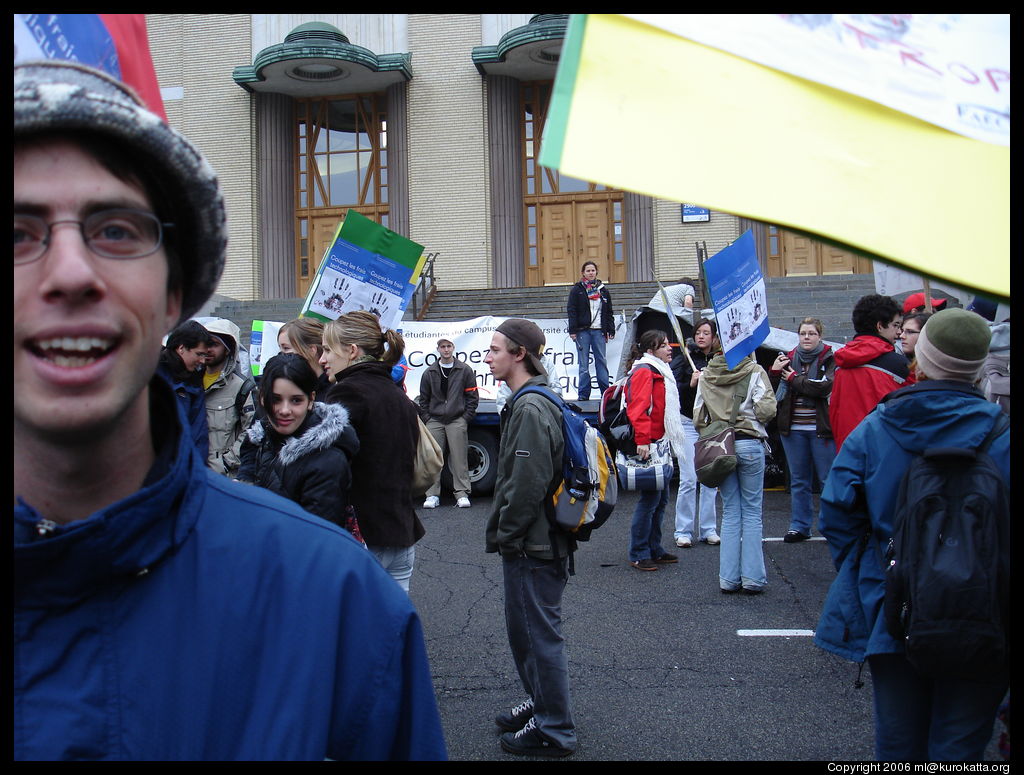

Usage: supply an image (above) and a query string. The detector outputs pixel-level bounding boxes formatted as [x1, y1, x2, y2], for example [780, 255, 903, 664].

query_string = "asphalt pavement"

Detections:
[409, 487, 1007, 762]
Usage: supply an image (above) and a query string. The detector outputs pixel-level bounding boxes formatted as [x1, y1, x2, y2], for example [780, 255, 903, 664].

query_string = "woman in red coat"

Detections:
[625, 330, 687, 571]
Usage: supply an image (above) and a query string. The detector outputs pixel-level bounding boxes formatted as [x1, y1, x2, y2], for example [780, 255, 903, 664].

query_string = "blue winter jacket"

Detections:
[14, 378, 447, 761]
[814, 381, 1010, 664]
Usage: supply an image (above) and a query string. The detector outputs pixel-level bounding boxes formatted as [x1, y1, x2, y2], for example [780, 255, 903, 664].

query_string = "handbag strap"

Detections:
[728, 373, 752, 425]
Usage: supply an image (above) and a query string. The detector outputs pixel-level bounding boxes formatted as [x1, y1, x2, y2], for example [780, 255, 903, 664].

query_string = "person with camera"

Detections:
[769, 317, 836, 543]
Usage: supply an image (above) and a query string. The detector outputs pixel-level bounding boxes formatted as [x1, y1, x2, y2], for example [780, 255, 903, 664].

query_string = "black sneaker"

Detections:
[495, 697, 534, 732]
[499, 718, 574, 758]
[783, 530, 811, 543]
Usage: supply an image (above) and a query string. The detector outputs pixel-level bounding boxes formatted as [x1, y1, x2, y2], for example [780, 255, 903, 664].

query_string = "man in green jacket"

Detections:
[484, 319, 576, 759]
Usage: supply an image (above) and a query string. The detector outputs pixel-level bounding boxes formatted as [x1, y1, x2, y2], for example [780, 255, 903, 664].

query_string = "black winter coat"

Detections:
[240, 402, 359, 528]
[670, 342, 713, 420]
[324, 361, 424, 548]
[566, 280, 615, 336]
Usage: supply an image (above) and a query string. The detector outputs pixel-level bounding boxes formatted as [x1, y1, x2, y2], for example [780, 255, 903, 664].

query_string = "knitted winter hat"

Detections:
[14, 60, 227, 323]
[914, 308, 991, 383]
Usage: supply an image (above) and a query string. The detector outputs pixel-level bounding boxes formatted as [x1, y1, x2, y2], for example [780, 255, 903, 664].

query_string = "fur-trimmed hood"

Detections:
[247, 402, 359, 466]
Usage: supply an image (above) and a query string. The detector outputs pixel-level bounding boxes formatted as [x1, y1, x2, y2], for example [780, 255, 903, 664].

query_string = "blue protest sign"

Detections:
[702, 230, 769, 369]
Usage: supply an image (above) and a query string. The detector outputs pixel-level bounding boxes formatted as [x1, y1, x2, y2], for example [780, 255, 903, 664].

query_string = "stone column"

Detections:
[386, 81, 410, 237]
[486, 75, 525, 288]
[624, 192, 654, 281]
[256, 92, 295, 298]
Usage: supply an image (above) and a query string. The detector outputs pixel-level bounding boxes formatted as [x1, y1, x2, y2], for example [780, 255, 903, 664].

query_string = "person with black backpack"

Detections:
[814, 308, 1010, 762]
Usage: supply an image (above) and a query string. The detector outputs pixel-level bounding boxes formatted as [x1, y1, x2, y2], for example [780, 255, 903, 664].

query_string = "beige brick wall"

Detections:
[652, 200, 741, 283]
[407, 14, 491, 290]
[147, 14, 258, 302]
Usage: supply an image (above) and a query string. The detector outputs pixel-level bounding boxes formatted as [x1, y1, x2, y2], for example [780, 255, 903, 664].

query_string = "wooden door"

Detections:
[767, 226, 873, 278]
[576, 201, 612, 283]
[538, 203, 576, 285]
[537, 201, 614, 286]
[300, 215, 344, 298]
[781, 230, 820, 276]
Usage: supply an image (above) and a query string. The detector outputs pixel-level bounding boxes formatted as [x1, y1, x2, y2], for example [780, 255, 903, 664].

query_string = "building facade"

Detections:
[147, 14, 870, 305]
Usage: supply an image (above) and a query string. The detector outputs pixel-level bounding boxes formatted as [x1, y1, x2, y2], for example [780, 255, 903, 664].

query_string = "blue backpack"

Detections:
[513, 386, 618, 542]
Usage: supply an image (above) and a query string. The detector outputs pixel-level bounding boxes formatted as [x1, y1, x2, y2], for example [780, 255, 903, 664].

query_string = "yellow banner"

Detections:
[540, 14, 1009, 299]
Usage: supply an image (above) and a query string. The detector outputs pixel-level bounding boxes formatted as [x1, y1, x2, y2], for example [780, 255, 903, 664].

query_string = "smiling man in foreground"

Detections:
[13, 60, 445, 761]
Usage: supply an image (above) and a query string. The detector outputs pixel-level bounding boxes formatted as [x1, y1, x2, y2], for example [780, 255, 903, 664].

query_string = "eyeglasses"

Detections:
[14, 209, 173, 265]
[902, 328, 922, 336]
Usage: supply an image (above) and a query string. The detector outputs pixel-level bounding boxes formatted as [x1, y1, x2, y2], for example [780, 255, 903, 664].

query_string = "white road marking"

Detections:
[737, 629, 815, 637]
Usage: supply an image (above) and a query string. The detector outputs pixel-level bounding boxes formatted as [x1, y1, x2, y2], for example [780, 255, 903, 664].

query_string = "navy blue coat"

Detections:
[14, 378, 446, 761]
[814, 381, 1010, 664]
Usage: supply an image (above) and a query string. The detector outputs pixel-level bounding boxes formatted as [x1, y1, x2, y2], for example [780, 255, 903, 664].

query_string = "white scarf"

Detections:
[633, 353, 689, 463]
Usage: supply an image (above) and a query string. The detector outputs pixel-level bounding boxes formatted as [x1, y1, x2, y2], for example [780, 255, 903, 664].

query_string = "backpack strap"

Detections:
[625, 364, 657, 418]
[507, 385, 577, 574]
[978, 412, 1010, 454]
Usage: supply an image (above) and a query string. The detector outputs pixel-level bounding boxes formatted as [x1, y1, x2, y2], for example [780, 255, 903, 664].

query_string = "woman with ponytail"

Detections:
[625, 330, 688, 571]
[321, 311, 423, 592]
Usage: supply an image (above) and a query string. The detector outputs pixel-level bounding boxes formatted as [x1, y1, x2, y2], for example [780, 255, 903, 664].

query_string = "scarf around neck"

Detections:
[793, 340, 825, 369]
[634, 352, 688, 462]
[583, 278, 602, 301]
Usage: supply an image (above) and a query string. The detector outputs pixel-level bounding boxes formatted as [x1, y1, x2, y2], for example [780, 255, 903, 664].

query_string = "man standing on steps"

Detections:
[417, 337, 478, 509]
[484, 319, 576, 758]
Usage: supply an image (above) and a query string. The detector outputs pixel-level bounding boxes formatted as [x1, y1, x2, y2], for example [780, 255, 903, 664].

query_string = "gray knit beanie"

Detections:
[914, 308, 992, 383]
[14, 60, 227, 323]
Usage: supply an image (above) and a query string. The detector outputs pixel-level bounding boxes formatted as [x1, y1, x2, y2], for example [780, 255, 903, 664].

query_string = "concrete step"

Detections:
[209, 275, 877, 348]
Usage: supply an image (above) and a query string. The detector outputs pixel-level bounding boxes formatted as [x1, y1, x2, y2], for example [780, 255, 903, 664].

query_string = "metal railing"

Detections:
[409, 251, 439, 320]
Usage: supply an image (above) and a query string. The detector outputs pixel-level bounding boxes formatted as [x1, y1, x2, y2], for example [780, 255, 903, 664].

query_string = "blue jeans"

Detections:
[868, 653, 1009, 761]
[369, 545, 415, 593]
[779, 429, 836, 536]
[718, 439, 767, 590]
[629, 487, 670, 562]
[502, 554, 577, 750]
[674, 417, 719, 541]
[574, 328, 609, 401]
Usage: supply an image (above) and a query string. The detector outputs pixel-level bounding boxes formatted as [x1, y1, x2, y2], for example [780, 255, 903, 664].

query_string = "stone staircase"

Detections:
[210, 275, 877, 347]
[416, 281, 686, 322]
[763, 274, 877, 344]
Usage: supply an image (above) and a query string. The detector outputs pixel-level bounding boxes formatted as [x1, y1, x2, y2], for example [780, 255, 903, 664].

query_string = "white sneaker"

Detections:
[456, 497, 471, 508]
[423, 496, 440, 509]
[675, 536, 693, 548]
[702, 532, 721, 546]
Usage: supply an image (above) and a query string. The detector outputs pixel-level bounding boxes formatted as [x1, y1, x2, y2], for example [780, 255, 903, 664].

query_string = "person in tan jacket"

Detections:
[694, 352, 776, 594]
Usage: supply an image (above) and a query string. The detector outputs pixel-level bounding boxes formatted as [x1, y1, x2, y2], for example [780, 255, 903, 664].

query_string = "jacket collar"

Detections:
[246, 403, 354, 466]
[881, 378, 985, 404]
[14, 377, 205, 608]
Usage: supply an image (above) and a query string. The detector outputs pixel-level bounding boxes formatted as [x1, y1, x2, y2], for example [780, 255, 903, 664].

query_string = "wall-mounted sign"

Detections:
[682, 204, 710, 223]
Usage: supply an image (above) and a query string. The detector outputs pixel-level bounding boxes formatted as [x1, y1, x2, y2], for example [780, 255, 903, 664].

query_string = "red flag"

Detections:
[98, 14, 166, 121]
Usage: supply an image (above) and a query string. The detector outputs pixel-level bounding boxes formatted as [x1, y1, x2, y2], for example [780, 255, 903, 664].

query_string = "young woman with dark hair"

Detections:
[670, 318, 723, 548]
[625, 329, 687, 571]
[239, 353, 360, 535]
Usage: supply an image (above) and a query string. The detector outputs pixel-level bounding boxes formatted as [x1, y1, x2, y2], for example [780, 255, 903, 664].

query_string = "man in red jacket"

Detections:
[829, 294, 909, 450]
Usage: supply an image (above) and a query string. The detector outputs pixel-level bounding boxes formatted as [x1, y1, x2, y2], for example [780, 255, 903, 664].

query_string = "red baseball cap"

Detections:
[902, 292, 948, 314]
